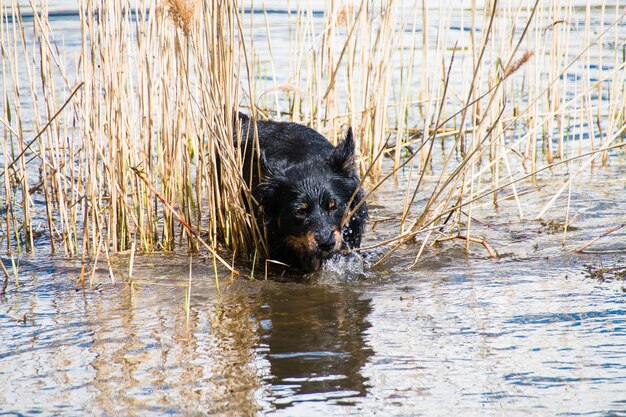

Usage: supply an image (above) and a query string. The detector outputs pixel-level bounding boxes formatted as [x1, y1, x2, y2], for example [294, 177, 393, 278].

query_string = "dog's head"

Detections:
[256, 129, 360, 272]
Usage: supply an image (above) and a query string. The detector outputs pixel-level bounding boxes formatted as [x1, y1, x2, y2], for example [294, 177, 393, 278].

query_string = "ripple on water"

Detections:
[2, 4, 626, 415]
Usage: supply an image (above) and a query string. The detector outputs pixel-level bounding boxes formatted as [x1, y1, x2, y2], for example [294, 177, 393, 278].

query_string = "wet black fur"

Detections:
[236, 112, 368, 272]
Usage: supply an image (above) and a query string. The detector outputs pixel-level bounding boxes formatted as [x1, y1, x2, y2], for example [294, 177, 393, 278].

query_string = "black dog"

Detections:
[236, 113, 367, 272]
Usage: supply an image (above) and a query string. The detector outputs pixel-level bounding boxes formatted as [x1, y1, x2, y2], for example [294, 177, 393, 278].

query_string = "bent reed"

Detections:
[1, 0, 624, 277]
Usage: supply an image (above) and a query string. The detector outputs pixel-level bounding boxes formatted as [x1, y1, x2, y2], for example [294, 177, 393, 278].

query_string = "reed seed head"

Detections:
[503, 50, 534, 79]
[165, 0, 197, 35]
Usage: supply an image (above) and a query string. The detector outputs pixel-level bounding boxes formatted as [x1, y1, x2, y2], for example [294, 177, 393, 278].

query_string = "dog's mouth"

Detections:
[283, 231, 342, 272]
[296, 249, 336, 273]
[303, 257, 323, 273]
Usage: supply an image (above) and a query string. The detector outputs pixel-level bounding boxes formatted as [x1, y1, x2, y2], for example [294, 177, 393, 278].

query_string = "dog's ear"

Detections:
[329, 127, 356, 174]
[260, 152, 285, 179]
[257, 154, 287, 210]
[256, 174, 288, 212]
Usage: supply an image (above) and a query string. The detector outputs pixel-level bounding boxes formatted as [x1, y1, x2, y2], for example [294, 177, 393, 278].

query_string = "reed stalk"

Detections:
[0, 0, 624, 274]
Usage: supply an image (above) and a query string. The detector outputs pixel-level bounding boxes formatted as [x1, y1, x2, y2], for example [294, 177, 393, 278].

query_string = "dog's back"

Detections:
[237, 112, 334, 163]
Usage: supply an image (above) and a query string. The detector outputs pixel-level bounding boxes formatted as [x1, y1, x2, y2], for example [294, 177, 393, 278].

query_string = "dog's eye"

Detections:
[327, 199, 336, 211]
[295, 202, 308, 217]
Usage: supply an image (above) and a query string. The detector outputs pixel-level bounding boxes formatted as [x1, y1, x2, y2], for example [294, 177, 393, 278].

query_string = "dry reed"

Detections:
[1, 0, 624, 276]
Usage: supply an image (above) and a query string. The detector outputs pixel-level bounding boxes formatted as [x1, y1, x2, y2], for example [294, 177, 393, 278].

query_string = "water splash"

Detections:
[313, 252, 368, 284]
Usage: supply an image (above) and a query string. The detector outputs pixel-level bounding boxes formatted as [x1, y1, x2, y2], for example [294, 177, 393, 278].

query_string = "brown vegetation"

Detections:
[1, 1, 624, 278]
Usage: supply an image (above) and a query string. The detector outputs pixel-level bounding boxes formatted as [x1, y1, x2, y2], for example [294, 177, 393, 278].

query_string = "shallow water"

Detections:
[2, 1, 626, 416]
[2, 158, 626, 416]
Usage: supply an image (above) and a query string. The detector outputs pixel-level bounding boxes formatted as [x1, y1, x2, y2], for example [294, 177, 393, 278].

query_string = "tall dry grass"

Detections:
[248, 0, 625, 262]
[1, 0, 258, 279]
[1, 0, 625, 276]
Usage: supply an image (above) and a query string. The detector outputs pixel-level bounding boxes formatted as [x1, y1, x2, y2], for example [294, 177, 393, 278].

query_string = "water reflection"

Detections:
[2, 235, 626, 416]
[253, 284, 373, 410]
[0, 260, 375, 416]
[81, 276, 267, 416]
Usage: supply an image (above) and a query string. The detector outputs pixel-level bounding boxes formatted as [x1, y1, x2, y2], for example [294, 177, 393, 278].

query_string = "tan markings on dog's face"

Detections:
[284, 231, 317, 253]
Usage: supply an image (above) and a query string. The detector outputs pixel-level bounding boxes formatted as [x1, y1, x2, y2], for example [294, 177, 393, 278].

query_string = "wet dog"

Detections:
[236, 113, 367, 272]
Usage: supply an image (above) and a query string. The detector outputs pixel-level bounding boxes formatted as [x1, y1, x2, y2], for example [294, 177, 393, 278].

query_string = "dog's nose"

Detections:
[317, 232, 336, 252]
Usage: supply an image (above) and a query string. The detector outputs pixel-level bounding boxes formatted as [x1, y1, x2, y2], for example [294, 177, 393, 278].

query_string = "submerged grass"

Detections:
[0, 0, 625, 278]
